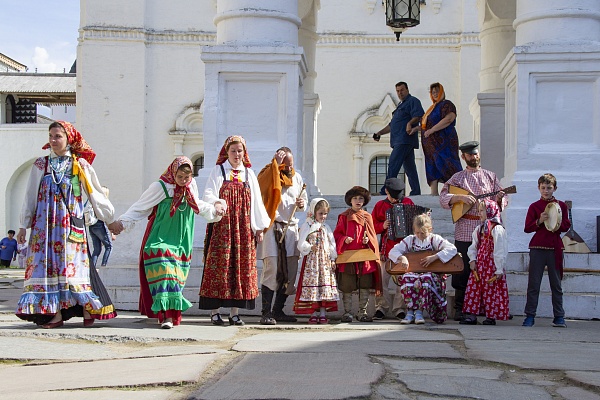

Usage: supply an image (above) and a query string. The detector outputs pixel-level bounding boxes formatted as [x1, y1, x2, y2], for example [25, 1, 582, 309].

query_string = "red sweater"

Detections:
[371, 197, 414, 258]
[524, 198, 570, 249]
[524, 197, 570, 277]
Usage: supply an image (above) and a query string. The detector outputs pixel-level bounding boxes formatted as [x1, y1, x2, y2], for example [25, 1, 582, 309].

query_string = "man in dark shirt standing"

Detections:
[374, 81, 424, 196]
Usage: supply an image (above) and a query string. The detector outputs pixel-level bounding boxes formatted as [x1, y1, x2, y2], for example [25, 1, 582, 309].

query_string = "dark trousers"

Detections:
[89, 221, 113, 267]
[452, 240, 472, 311]
[524, 249, 564, 318]
[382, 144, 421, 195]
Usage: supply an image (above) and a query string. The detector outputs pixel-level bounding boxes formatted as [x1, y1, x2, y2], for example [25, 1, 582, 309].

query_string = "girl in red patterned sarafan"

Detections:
[461, 199, 509, 326]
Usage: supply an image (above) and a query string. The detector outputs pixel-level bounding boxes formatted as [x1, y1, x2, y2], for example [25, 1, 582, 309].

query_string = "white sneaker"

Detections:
[161, 321, 174, 329]
[415, 313, 425, 324]
[400, 313, 415, 324]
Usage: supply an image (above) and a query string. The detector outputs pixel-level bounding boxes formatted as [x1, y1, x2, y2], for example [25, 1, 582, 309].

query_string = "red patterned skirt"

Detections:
[199, 180, 258, 310]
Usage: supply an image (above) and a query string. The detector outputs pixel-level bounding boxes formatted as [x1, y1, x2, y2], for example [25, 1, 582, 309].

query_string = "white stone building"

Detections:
[1, 1, 599, 283]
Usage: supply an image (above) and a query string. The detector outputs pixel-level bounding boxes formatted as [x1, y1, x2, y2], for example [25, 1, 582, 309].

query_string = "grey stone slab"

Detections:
[192, 352, 384, 400]
[0, 313, 239, 343]
[7, 390, 174, 400]
[1, 354, 218, 394]
[377, 358, 503, 380]
[565, 371, 600, 388]
[466, 340, 600, 371]
[557, 387, 600, 400]
[0, 336, 224, 361]
[397, 373, 551, 400]
[234, 338, 462, 358]
[457, 321, 600, 343]
[233, 331, 463, 358]
[236, 329, 461, 343]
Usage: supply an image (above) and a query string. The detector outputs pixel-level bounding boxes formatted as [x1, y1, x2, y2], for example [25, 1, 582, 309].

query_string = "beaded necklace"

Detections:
[49, 155, 70, 185]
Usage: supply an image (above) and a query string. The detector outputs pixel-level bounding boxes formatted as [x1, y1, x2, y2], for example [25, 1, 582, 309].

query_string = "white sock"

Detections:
[230, 307, 239, 317]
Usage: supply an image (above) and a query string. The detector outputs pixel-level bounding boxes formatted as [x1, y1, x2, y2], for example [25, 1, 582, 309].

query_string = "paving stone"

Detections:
[1, 354, 218, 394]
[7, 390, 174, 400]
[0, 313, 239, 343]
[396, 373, 551, 400]
[565, 371, 600, 388]
[377, 358, 503, 380]
[192, 352, 383, 400]
[457, 321, 600, 343]
[233, 331, 463, 358]
[556, 386, 600, 400]
[466, 340, 600, 371]
[0, 336, 224, 361]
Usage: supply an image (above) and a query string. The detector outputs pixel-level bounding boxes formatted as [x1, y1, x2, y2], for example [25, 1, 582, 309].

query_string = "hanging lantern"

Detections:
[385, 0, 421, 41]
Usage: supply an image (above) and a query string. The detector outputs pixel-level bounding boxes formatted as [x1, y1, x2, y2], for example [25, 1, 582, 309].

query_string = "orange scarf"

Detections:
[341, 209, 380, 259]
[421, 83, 445, 130]
[257, 158, 295, 227]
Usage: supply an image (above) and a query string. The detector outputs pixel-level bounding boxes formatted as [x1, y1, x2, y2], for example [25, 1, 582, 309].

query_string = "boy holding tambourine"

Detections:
[522, 173, 570, 328]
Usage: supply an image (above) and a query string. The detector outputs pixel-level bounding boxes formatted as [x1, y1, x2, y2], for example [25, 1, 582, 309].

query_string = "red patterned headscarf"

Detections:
[215, 135, 252, 167]
[42, 121, 96, 164]
[480, 199, 502, 235]
[159, 156, 200, 217]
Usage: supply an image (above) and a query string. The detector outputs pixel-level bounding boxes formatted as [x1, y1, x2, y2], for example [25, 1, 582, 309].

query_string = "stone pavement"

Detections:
[2, 269, 600, 400]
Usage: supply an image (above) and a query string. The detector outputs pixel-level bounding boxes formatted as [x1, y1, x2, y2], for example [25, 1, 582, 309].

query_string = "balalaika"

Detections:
[386, 203, 431, 240]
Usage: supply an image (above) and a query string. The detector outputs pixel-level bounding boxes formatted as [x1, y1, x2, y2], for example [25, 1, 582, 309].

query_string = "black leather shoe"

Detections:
[273, 312, 297, 323]
[459, 317, 477, 325]
[482, 318, 496, 325]
[211, 313, 225, 326]
[228, 315, 245, 326]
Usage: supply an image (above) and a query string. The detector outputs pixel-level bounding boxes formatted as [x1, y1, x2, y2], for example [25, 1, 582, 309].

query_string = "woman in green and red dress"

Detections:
[199, 136, 271, 326]
[115, 157, 226, 329]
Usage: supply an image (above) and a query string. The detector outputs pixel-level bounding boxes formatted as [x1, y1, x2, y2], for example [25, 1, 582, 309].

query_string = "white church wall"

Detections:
[0, 124, 47, 234]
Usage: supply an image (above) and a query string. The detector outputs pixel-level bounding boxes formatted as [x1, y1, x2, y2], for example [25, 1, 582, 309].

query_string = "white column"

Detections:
[470, 0, 516, 178]
[201, 0, 308, 172]
[501, 0, 600, 251]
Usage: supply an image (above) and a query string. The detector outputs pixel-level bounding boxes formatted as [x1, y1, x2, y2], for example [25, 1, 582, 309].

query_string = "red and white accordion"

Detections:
[386, 203, 431, 240]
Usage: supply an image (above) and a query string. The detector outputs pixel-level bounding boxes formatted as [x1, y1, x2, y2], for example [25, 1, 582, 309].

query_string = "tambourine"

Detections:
[543, 202, 562, 232]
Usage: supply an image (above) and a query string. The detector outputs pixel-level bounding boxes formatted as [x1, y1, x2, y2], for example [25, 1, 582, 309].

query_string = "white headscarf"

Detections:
[305, 197, 329, 234]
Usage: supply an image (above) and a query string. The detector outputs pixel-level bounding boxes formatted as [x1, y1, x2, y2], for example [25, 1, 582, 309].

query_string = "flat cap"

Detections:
[385, 178, 405, 192]
[459, 140, 479, 154]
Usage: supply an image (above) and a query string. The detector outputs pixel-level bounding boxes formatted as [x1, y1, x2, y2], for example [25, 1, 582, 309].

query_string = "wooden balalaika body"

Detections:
[449, 185, 517, 223]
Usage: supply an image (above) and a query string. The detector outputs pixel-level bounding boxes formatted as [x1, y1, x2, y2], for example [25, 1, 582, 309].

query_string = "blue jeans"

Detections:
[381, 144, 421, 195]
[89, 221, 113, 267]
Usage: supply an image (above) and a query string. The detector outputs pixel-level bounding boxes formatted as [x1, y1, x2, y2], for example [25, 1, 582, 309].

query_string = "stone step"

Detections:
[505, 271, 600, 293]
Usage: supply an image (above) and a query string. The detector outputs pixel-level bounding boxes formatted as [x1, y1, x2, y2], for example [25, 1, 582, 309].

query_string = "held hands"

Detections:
[108, 220, 124, 235]
[17, 228, 27, 244]
[215, 202, 227, 216]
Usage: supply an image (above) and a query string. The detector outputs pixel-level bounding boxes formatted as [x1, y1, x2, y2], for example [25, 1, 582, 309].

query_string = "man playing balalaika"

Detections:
[439, 141, 508, 322]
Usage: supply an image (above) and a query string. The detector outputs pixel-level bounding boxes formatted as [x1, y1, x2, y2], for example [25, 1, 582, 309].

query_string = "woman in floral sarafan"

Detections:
[16, 121, 117, 328]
